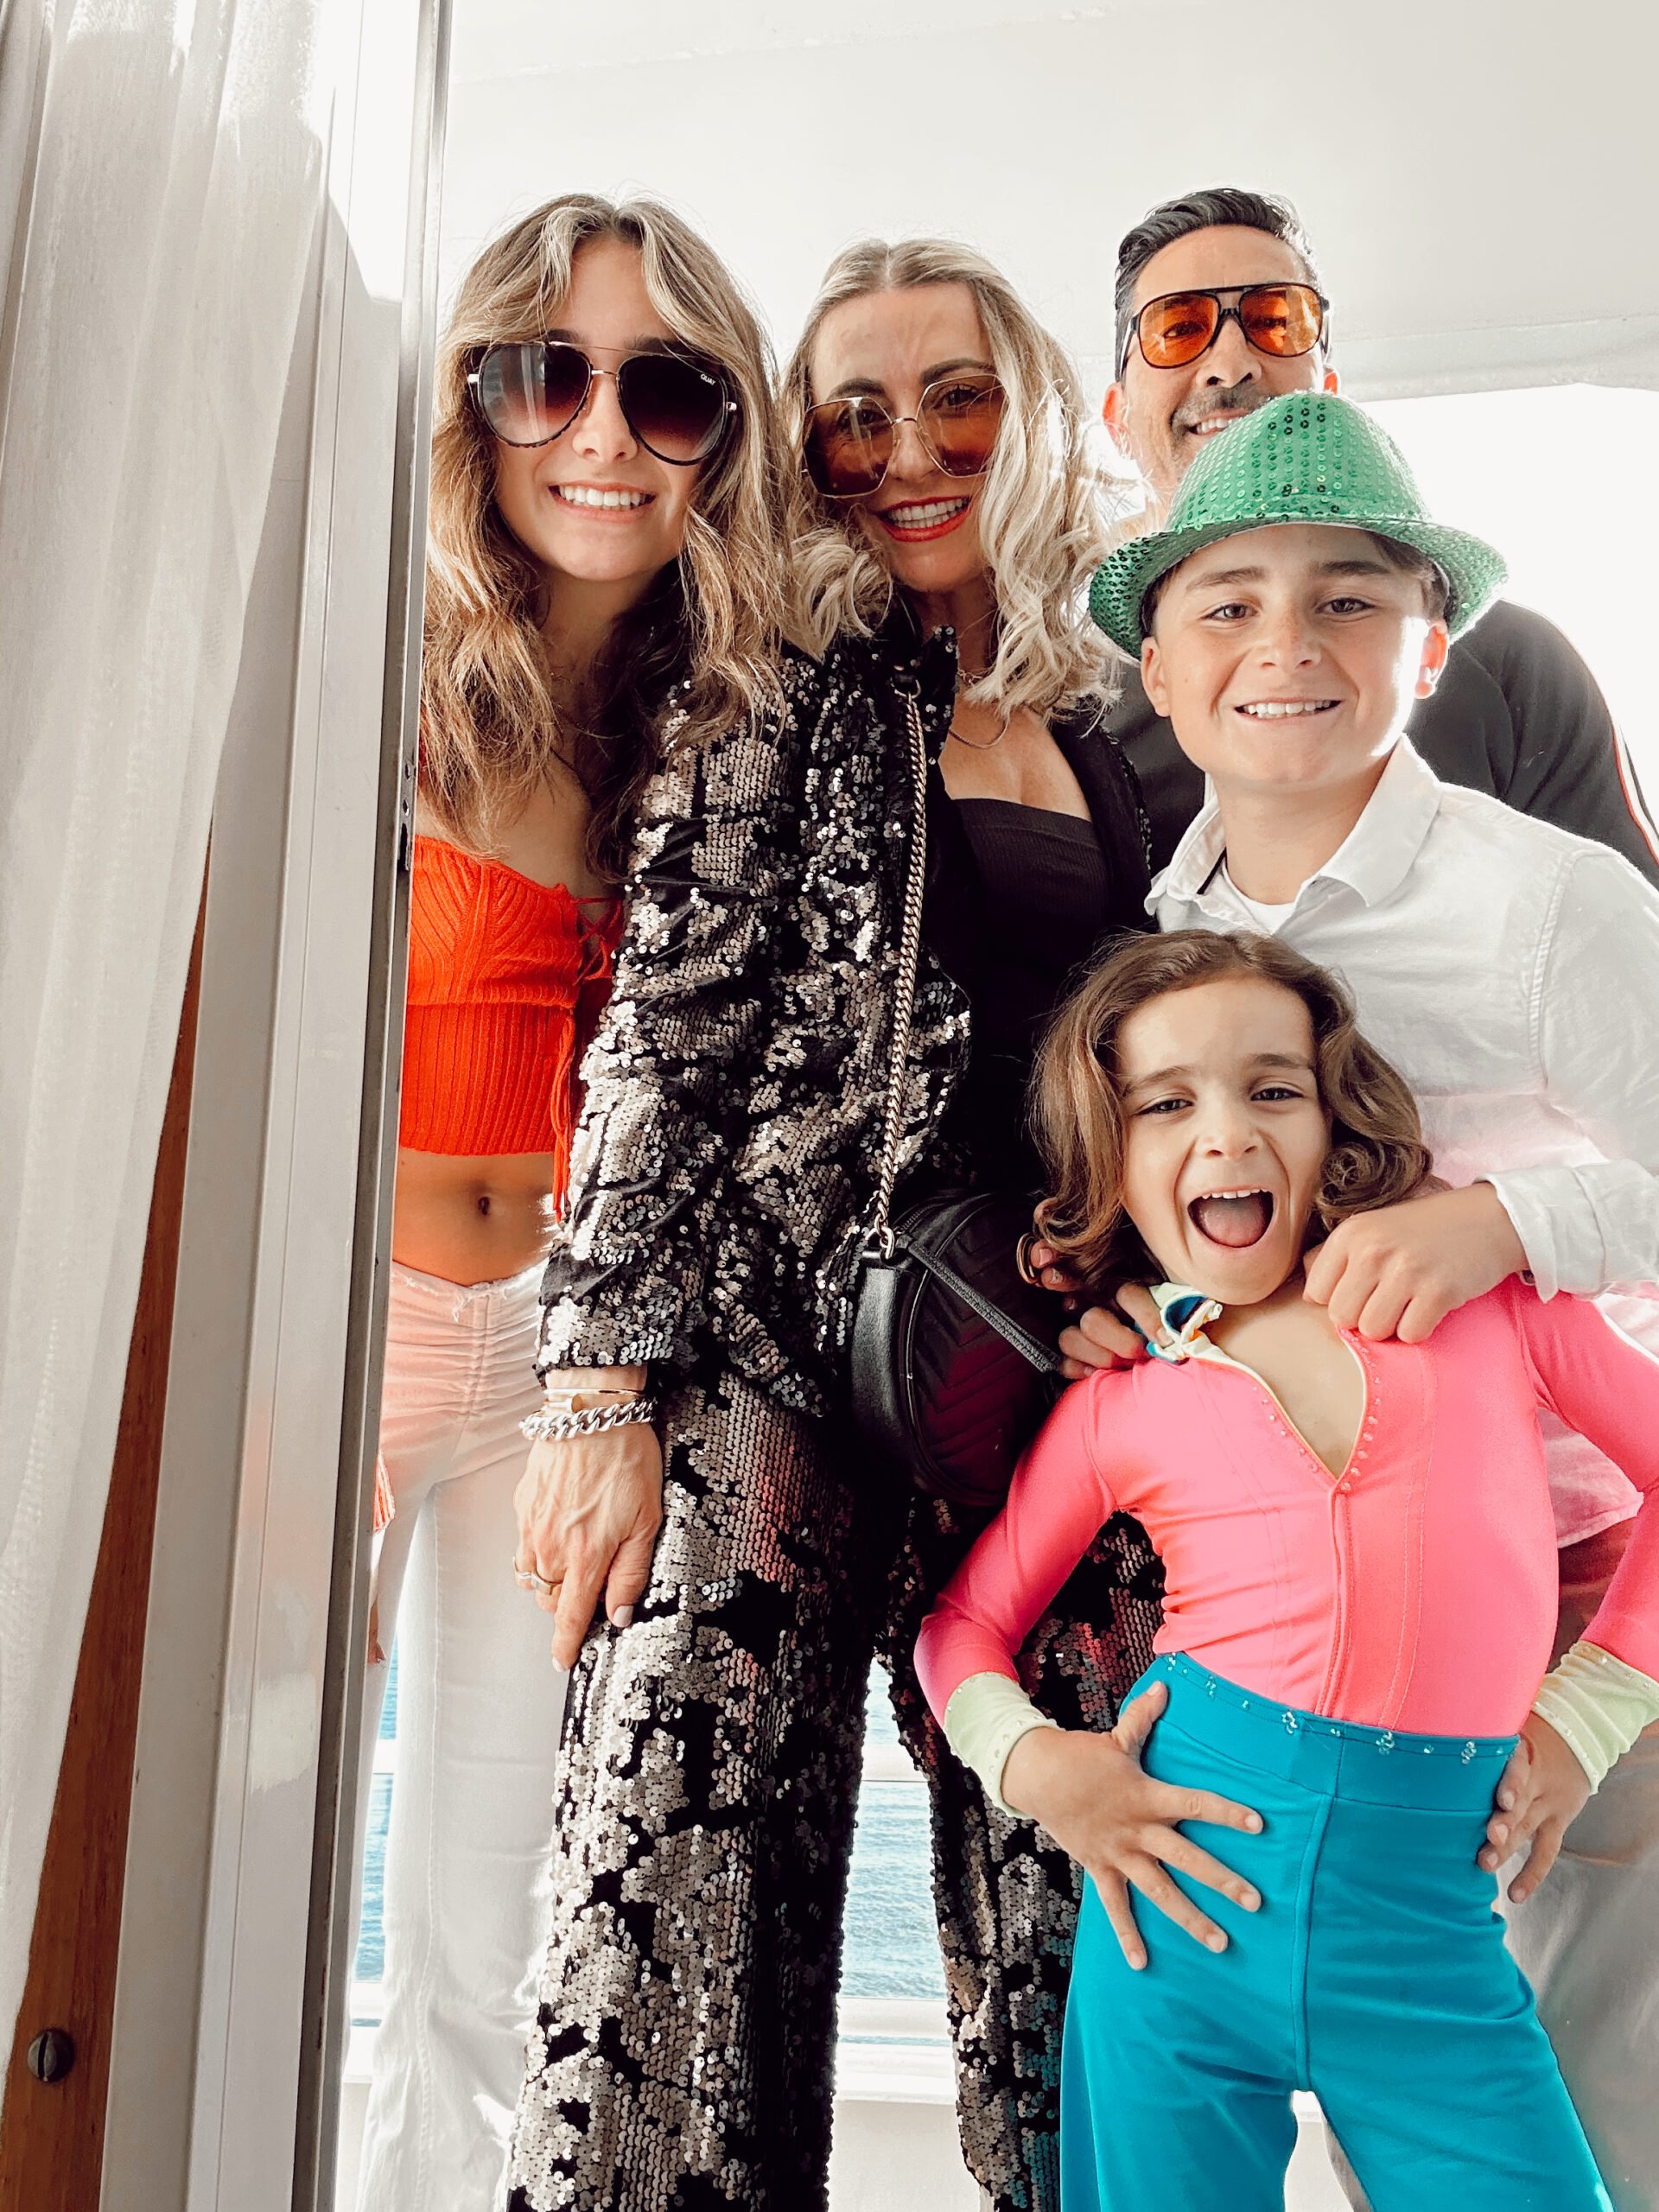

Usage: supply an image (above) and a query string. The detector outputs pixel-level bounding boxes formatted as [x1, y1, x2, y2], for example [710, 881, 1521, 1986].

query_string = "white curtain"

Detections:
[0, 0, 328, 2059]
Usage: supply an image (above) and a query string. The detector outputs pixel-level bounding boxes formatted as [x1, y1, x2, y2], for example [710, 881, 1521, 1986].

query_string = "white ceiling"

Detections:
[448, 0, 1120, 79]
[440, 0, 1659, 400]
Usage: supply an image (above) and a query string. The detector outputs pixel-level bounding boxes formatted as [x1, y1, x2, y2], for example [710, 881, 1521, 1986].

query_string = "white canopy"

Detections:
[442, 0, 1659, 399]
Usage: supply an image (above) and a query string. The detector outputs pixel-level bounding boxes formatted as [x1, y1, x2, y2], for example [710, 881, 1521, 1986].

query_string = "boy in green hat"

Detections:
[1089, 389, 1659, 2204]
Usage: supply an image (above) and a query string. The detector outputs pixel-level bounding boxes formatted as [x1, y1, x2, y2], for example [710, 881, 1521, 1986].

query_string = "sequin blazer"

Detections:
[536, 624, 1150, 1416]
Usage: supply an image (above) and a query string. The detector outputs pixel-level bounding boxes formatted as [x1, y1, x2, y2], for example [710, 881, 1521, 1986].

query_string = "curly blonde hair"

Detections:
[1033, 930, 1437, 1291]
[780, 237, 1126, 720]
[423, 194, 788, 874]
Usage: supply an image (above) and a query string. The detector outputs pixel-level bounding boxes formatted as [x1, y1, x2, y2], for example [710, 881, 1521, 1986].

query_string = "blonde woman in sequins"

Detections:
[355, 193, 786, 2212]
[509, 238, 1150, 2212]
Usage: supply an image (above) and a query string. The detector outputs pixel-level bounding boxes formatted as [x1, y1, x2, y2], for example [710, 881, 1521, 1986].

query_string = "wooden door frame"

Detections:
[0, 904, 207, 2206]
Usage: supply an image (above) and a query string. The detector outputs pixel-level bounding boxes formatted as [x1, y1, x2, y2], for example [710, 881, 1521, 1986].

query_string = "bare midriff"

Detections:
[391, 1146, 562, 1285]
[392, 775, 618, 1289]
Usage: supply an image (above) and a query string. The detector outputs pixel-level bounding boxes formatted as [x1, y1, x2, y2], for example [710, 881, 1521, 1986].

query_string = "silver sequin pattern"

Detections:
[511, 631, 1160, 2211]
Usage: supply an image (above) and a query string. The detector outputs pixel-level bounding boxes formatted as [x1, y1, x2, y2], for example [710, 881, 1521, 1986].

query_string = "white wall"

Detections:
[442, 0, 1659, 400]
[439, 0, 1659, 792]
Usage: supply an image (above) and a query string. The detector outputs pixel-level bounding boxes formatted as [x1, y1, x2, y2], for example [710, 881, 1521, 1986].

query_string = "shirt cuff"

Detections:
[1483, 1172, 1565, 1300]
[1531, 1639, 1659, 1791]
[941, 1672, 1059, 1817]
[1481, 1161, 1659, 1302]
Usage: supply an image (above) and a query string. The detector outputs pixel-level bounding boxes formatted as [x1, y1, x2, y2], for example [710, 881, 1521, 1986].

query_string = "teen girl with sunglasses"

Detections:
[354, 193, 785, 2212]
[508, 239, 1149, 2211]
[919, 929, 1656, 2210]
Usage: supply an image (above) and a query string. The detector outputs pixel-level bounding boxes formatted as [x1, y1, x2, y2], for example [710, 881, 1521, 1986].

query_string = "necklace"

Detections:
[946, 702, 1013, 751]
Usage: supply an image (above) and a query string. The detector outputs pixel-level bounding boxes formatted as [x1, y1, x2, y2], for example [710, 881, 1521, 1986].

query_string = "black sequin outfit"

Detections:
[507, 628, 1166, 2212]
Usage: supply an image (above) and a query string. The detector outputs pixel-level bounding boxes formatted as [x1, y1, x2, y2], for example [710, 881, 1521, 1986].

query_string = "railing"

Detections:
[350, 1659, 948, 2087]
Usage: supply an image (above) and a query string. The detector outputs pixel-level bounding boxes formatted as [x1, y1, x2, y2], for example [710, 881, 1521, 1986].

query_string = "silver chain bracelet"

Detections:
[520, 1397, 658, 1443]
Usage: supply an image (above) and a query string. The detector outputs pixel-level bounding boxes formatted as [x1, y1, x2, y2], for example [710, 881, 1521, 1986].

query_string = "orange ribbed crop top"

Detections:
[400, 836, 623, 1183]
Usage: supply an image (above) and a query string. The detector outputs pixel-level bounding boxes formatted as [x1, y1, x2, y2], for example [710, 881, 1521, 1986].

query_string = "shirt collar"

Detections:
[1146, 1281, 1223, 1363]
[1147, 739, 1445, 917]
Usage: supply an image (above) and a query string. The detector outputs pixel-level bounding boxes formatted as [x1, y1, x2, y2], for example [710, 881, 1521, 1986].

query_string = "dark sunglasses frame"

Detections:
[467, 339, 738, 463]
[1117, 283, 1331, 378]
[801, 370, 1006, 499]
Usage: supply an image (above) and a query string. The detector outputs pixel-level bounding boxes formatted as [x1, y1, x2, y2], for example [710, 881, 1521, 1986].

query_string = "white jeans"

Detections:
[353, 1260, 565, 2212]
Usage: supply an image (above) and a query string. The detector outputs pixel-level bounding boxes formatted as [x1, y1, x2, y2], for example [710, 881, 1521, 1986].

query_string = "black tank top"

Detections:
[944, 796, 1116, 1187]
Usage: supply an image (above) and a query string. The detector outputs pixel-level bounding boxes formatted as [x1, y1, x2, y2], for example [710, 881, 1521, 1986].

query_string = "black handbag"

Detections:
[847, 693, 1066, 1510]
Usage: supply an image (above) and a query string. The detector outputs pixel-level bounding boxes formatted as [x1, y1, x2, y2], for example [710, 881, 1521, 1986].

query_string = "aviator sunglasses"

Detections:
[1119, 283, 1329, 375]
[468, 339, 737, 464]
[802, 370, 1006, 499]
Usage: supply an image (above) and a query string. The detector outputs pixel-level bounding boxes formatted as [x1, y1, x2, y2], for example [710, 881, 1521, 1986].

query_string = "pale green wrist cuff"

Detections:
[941, 1672, 1059, 1816]
[1532, 1640, 1659, 1791]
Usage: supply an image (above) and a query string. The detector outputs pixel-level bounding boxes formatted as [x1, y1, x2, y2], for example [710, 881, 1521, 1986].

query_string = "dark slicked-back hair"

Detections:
[1114, 187, 1323, 374]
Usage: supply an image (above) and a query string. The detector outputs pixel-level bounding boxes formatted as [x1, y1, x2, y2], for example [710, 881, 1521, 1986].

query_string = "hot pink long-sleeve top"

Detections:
[917, 1280, 1659, 1739]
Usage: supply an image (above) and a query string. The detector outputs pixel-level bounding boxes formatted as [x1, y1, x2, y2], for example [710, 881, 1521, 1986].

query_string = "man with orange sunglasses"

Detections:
[1100, 186, 1659, 892]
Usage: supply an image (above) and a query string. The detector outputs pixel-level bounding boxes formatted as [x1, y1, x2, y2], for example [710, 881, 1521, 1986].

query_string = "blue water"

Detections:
[352, 1649, 398, 1990]
[353, 1650, 943, 2008]
[849, 1670, 945, 1999]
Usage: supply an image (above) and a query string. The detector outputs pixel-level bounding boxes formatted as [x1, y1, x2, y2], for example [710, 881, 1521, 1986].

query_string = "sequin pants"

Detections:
[505, 1363, 1164, 2212]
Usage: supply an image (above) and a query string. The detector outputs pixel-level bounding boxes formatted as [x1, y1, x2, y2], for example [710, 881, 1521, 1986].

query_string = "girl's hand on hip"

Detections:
[1000, 1679, 1262, 1969]
[1302, 1183, 1527, 1344]
[514, 1421, 664, 1671]
[1481, 1712, 1591, 1902]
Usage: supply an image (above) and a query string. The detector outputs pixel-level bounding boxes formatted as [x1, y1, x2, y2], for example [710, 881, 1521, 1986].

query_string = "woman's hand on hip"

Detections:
[999, 1678, 1262, 1969]
[1481, 1712, 1591, 1902]
[514, 1421, 664, 1670]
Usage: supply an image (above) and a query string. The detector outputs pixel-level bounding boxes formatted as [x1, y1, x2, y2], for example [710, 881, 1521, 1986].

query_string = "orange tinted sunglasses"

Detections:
[1120, 284, 1328, 375]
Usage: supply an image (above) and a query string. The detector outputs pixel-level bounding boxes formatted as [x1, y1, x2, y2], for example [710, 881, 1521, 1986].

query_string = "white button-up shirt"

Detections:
[1151, 738, 1659, 1544]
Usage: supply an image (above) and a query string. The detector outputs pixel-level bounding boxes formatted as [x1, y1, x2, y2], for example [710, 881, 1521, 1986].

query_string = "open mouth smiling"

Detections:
[1235, 699, 1340, 720]
[1184, 412, 1250, 441]
[1188, 1187, 1275, 1249]
[551, 484, 655, 512]
[873, 496, 971, 542]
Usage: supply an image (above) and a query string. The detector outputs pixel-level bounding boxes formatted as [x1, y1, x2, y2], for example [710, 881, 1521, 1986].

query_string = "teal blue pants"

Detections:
[1060, 1655, 1611, 2211]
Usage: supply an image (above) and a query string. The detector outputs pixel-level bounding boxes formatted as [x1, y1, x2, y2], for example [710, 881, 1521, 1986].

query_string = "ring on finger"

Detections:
[512, 1556, 555, 1598]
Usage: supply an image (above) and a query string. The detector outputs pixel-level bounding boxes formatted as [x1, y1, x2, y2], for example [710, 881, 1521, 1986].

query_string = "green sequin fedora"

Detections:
[1090, 392, 1507, 656]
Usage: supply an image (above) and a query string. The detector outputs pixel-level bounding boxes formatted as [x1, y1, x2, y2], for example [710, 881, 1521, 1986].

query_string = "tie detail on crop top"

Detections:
[400, 837, 622, 1182]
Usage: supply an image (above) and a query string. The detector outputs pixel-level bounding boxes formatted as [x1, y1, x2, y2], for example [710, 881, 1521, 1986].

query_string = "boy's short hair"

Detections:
[1366, 533, 1452, 621]
[1140, 527, 1451, 639]
[1113, 187, 1323, 378]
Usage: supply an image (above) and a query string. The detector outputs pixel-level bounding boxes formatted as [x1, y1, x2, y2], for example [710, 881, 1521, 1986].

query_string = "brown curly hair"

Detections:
[1032, 930, 1437, 1291]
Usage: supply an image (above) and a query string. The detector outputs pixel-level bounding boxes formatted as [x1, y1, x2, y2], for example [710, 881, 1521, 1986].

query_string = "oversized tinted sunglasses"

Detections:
[468, 340, 737, 464]
[1119, 283, 1329, 375]
[802, 370, 1005, 499]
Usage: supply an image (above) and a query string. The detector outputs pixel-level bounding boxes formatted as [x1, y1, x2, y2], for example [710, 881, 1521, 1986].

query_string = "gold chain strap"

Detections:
[861, 694, 931, 1261]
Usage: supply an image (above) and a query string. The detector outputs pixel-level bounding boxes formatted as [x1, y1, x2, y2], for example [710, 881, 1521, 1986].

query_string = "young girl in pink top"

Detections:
[917, 929, 1659, 2211]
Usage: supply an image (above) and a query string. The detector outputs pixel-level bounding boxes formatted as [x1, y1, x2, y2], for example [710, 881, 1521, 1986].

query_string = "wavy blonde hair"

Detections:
[423, 194, 788, 874]
[1033, 931, 1437, 1292]
[781, 238, 1125, 719]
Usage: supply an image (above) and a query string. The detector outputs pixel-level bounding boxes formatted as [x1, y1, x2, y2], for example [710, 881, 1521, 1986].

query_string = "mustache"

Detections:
[1171, 380, 1274, 435]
